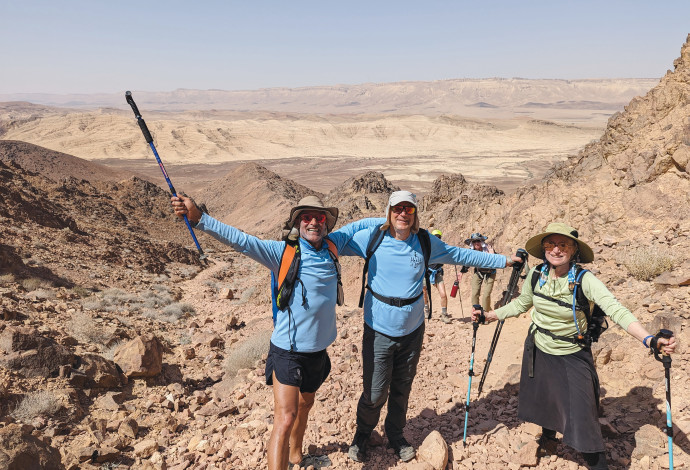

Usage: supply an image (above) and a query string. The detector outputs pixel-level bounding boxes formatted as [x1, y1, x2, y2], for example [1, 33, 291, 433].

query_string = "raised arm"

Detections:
[171, 195, 284, 271]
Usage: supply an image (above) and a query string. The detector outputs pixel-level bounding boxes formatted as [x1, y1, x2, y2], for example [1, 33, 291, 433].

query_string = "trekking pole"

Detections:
[125, 91, 206, 262]
[651, 329, 674, 470]
[463, 304, 486, 446]
[477, 248, 527, 395]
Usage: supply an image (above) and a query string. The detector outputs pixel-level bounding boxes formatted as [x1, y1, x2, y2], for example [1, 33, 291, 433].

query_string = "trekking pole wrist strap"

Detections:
[643, 335, 654, 348]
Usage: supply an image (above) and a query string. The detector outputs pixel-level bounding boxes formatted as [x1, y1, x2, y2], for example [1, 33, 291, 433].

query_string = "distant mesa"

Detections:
[520, 100, 622, 109]
[469, 102, 498, 108]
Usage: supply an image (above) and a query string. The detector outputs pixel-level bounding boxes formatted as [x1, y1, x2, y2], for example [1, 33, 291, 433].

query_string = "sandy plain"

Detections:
[0, 78, 658, 194]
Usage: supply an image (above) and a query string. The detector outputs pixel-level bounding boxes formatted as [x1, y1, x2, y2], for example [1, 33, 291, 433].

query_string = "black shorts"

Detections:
[265, 342, 331, 393]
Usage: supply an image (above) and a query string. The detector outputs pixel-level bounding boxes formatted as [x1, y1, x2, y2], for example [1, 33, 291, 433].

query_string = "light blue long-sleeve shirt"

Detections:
[196, 214, 385, 352]
[342, 227, 509, 337]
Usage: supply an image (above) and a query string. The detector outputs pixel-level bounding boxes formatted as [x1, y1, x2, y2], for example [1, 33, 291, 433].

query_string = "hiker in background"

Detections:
[422, 229, 451, 323]
[458, 232, 496, 311]
[471, 223, 677, 470]
[171, 194, 383, 470]
[342, 191, 524, 463]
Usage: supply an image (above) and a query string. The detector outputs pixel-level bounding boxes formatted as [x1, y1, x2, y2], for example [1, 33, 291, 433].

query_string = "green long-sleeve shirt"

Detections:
[495, 266, 638, 355]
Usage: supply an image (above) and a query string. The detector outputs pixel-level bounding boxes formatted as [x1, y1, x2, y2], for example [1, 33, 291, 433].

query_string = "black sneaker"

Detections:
[348, 431, 370, 462]
[389, 437, 416, 462]
[537, 433, 559, 457]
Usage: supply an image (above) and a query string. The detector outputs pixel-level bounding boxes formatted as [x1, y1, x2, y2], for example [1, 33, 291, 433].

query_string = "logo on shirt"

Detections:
[410, 252, 423, 268]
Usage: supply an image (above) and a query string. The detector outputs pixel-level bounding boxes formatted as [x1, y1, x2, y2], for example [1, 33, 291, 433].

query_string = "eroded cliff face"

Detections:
[423, 35, 690, 259]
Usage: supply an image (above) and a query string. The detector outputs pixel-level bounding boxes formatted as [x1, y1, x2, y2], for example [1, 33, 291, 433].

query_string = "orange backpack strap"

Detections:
[277, 243, 298, 287]
[325, 239, 338, 259]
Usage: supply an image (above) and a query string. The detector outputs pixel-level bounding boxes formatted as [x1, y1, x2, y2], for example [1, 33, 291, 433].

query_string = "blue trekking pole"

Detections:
[125, 91, 206, 261]
[651, 329, 674, 470]
[463, 304, 486, 446]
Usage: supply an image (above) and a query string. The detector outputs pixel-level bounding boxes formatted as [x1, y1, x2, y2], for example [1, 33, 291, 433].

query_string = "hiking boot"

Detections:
[348, 431, 370, 462]
[537, 433, 559, 457]
[440, 313, 451, 324]
[389, 437, 416, 462]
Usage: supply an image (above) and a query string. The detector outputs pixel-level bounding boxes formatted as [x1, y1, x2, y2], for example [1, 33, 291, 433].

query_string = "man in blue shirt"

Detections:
[171, 194, 382, 470]
[342, 191, 522, 463]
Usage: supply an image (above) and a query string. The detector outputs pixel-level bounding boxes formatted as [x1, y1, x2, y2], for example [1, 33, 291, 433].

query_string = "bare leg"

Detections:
[289, 391, 316, 464]
[436, 281, 447, 309]
[267, 372, 300, 470]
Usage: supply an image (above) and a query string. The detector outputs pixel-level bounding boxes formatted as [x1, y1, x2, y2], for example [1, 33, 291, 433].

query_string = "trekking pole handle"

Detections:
[125, 91, 154, 143]
[651, 329, 674, 363]
[472, 304, 486, 325]
[515, 248, 528, 266]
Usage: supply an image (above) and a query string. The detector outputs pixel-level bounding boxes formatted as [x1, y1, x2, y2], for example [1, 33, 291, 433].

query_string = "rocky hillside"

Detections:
[0, 140, 133, 183]
[0, 37, 689, 470]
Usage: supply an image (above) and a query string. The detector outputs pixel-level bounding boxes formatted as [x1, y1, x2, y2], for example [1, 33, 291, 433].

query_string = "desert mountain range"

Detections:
[0, 36, 688, 469]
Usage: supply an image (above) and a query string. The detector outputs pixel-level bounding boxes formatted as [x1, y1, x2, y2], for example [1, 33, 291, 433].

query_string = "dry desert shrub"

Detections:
[142, 302, 195, 323]
[20, 276, 48, 291]
[619, 246, 678, 281]
[100, 340, 123, 361]
[81, 287, 180, 315]
[0, 273, 15, 285]
[11, 390, 62, 422]
[224, 329, 272, 378]
[66, 311, 112, 345]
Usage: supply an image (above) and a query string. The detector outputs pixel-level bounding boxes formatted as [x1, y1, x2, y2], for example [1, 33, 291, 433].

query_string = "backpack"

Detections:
[271, 237, 343, 325]
[530, 263, 608, 347]
[358, 225, 433, 318]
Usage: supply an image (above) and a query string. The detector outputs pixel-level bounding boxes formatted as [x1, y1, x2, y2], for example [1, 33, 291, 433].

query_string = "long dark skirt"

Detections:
[518, 339, 605, 453]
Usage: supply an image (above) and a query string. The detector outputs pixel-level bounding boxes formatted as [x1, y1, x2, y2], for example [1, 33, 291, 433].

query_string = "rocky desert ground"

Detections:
[0, 36, 688, 470]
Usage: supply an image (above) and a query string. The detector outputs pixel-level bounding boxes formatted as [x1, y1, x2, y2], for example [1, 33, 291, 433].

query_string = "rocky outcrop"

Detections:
[325, 171, 399, 225]
[0, 424, 65, 470]
[0, 327, 76, 377]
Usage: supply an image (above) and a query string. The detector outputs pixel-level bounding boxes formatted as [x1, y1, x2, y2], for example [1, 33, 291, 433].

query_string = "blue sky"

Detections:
[1, 0, 688, 94]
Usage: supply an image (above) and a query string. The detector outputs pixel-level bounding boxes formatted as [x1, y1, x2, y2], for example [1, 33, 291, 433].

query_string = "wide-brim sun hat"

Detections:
[287, 195, 339, 232]
[524, 222, 594, 263]
[464, 232, 487, 245]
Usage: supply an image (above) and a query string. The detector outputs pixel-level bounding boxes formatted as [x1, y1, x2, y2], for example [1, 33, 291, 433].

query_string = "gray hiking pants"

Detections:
[355, 322, 425, 441]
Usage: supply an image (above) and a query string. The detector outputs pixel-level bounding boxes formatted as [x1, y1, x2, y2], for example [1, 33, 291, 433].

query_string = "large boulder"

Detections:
[77, 354, 125, 388]
[0, 327, 75, 377]
[113, 334, 164, 378]
[0, 424, 65, 470]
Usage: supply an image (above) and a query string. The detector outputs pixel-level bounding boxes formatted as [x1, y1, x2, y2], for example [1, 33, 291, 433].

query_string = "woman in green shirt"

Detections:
[472, 222, 676, 470]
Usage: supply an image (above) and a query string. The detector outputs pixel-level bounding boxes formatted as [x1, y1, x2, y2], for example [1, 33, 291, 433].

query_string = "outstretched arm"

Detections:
[170, 195, 284, 271]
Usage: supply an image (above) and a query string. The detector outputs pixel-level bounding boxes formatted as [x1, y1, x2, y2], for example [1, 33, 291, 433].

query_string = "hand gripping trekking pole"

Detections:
[463, 304, 486, 446]
[651, 329, 674, 470]
[125, 91, 206, 261]
[477, 248, 527, 395]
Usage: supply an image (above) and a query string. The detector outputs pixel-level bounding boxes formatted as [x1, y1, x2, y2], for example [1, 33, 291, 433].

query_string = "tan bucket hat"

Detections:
[524, 222, 594, 263]
[287, 195, 339, 232]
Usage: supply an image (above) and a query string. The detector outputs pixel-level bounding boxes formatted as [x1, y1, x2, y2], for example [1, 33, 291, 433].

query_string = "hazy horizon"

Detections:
[1, 1, 688, 95]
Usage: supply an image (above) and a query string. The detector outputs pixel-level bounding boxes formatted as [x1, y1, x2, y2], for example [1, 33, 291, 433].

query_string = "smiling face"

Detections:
[471, 240, 483, 251]
[299, 210, 327, 248]
[542, 234, 577, 270]
[389, 203, 416, 239]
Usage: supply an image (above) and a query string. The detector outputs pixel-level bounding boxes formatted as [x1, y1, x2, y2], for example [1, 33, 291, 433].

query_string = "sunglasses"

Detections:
[542, 241, 575, 251]
[391, 205, 416, 215]
[300, 212, 327, 224]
